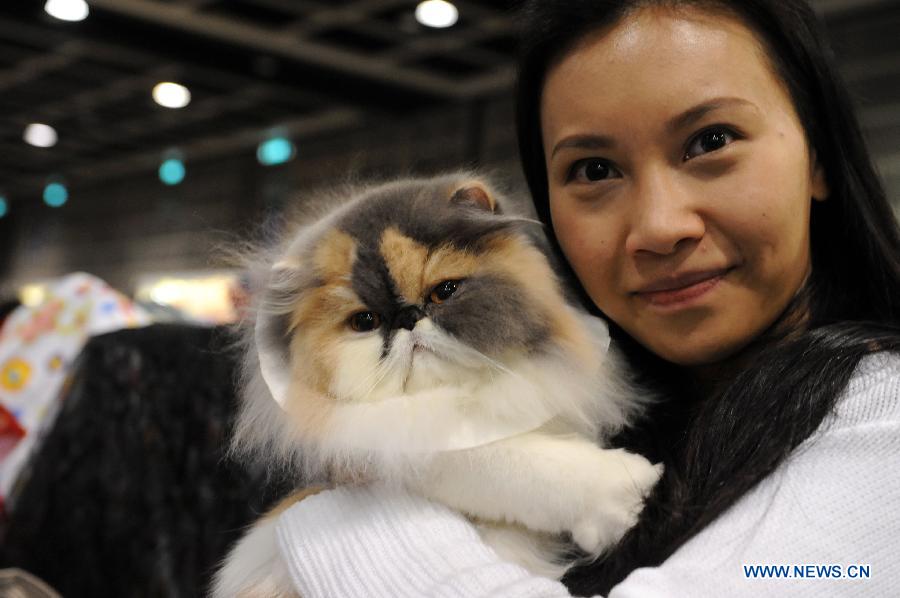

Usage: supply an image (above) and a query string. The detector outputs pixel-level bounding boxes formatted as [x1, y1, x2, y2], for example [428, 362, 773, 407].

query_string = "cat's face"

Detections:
[261, 175, 588, 405]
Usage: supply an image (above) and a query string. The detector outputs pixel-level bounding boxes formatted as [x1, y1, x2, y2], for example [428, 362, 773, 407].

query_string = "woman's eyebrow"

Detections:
[666, 96, 758, 132]
[550, 134, 616, 159]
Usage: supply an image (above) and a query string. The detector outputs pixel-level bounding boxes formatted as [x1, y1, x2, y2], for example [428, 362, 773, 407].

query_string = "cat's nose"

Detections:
[393, 305, 425, 331]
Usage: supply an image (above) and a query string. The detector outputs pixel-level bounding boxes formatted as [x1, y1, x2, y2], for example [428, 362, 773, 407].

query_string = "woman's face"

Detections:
[541, 8, 828, 366]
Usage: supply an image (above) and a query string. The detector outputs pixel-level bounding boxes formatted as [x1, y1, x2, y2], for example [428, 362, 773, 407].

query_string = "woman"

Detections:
[272, 1, 900, 596]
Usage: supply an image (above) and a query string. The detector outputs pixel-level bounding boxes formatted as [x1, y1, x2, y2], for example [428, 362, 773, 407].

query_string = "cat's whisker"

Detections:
[346, 366, 382, 399]
[358, 339, 414, 399]
[349, 357, 394, 400]
[503, 215, 545, 227]
[332, 344, 393, 400]
[365, 355, 400, 398]
[426, 335, 517, 379]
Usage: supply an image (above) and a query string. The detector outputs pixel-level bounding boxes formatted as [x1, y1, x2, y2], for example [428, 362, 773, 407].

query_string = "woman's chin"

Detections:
[642, 335, 749, 368]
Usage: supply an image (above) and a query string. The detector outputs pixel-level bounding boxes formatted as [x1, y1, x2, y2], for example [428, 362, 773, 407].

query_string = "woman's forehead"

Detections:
[539, 7, 787, 140]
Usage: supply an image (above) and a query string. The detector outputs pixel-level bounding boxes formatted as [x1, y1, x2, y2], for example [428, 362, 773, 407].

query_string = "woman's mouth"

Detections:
[635, 267, 734, 309]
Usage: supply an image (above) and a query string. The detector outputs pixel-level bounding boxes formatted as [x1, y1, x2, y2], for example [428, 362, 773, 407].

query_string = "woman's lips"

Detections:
[636, 268, 733, 308]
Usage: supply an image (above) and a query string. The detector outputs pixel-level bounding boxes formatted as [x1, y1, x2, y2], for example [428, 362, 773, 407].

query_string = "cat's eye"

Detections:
[429, 280, 459, 304]
[349, 311, 381, 332]
[684, 126, 739, 160]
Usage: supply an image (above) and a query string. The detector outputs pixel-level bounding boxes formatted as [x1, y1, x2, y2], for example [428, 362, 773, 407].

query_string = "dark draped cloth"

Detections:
[0, 324, 293, 597]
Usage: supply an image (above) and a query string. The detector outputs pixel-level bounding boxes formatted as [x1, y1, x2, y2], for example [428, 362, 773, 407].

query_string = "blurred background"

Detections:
[0, 0, 897, 596]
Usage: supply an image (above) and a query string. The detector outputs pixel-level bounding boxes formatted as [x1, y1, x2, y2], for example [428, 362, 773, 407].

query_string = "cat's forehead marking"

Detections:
[379, 227, 428, 304]
[378, 227, 489, 305]
[422, 245, 481, 289]
[312, 228, 357, 282]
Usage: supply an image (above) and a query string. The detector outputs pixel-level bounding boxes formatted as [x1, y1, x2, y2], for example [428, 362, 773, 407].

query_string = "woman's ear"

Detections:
[810, 150, 829, 202]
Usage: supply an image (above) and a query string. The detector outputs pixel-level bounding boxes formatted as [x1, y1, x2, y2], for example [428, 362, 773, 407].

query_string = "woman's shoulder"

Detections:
[828, 349, 900, 430]
[617, 351, 900, 597]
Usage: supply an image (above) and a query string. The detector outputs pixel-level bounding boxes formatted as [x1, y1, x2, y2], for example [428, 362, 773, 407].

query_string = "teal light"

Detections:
[159, 158, 186, 185]
[43, 183, 68, 207]
[0, 196, 7, 218]
[257, 137, 295, 166]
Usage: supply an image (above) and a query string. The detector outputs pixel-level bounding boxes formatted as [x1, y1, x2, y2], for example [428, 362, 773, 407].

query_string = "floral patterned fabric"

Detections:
[0, 272, 150, 506]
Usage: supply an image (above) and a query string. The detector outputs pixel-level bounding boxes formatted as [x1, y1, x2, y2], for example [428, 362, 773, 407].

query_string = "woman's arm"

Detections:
[277, 355, 900, 598]
[277, 484, 572, 598]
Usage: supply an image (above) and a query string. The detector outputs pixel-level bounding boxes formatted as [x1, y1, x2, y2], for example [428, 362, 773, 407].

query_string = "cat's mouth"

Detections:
[409, 333, 435, 355]
[401, 341, 433, 391]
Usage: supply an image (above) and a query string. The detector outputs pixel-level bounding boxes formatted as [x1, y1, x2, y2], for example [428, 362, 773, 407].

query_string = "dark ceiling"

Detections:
[0, 0, 898, 208]
[0, 0, 520, 201]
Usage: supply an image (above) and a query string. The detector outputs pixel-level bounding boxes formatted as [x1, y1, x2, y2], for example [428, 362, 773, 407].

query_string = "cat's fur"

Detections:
[212, 173, 662, 597]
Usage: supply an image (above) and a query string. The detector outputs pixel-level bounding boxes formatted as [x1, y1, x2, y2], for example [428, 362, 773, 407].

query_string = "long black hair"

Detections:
[515, 1, 900, 594]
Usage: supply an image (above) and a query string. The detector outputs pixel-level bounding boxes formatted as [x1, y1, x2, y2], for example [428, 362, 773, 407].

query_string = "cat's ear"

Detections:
[449, 181, 498, 213]
[255, 305, 291, 409]
[254, 261, 306, 409]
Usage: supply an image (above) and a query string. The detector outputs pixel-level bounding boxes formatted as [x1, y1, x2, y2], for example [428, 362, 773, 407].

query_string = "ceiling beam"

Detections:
[10, 108, 364, 193]
[87, 0, 468, 98]
[0, 41, 83, 93]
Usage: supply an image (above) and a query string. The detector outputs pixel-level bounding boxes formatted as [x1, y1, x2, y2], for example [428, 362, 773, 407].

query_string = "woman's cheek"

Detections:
[552, 203, 604, 276]
[561, 225, 620, 312]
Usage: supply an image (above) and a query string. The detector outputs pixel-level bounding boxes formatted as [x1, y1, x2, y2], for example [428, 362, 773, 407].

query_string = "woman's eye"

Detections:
[684, 127, 737, 160]
[429, 280, 459, 304]
[349, 311, 381, 332]
[568, 158, 620, 183]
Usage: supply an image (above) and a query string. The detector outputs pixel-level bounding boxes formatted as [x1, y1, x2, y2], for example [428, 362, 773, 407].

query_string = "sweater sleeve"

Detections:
[276, 484, 572, 598]
[276, 353, 900, 598]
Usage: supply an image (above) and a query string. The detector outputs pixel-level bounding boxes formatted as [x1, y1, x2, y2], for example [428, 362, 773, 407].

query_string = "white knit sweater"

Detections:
[276, 351, 900, 597]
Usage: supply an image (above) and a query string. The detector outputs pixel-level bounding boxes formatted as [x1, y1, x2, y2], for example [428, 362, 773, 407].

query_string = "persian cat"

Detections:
[212, 173, 662, 597]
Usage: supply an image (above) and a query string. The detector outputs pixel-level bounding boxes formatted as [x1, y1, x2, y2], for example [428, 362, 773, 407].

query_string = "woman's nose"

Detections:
[623, 167, 705, 256]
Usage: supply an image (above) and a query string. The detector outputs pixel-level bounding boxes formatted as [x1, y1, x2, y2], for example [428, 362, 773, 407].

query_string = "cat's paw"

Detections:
[570, 449, 663, 554]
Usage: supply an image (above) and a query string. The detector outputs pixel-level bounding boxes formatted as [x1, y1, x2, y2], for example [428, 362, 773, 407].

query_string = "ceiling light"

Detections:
[415, 0, 458, 28]
[257, 137, 296, 166]
[44, 0, 89, 22]
[24, 123, 58, 148]
[152, 82, 191, 109]
[159, 158, 186, 185]
[43, 182, 68, 207]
